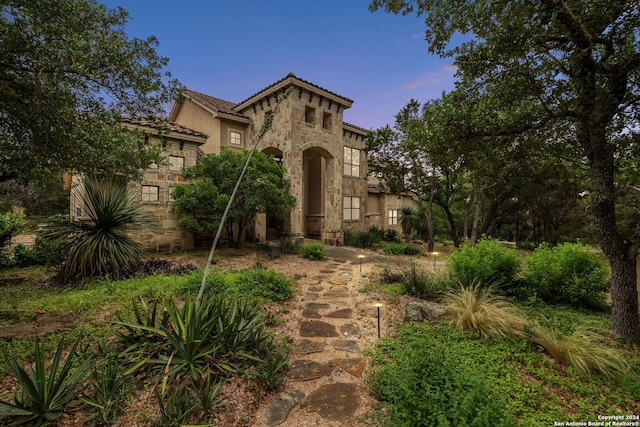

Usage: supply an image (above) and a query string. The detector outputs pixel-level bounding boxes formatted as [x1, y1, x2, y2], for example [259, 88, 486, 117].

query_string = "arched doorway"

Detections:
[303, 147, 333, 239]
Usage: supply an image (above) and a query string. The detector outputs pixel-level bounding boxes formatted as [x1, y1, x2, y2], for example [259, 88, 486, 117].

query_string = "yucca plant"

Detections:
[81, 354, 128, 424]
[399, 205, 417, 242]
[0, 338, 91, 426]
[443, 283, 528, 338]
[531, 325, 630, 379]
[48, 174, 154, 284]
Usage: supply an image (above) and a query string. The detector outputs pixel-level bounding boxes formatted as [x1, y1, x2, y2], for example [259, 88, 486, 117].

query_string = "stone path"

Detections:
[256, 248, 382, 426]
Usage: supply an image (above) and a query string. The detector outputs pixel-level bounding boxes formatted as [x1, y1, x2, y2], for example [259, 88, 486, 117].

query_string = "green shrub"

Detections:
[344, 226, 384, 248]
[523, 243, 609, 310]
[383, 229, 399, 242]
[447, 239, 521, 292]
[299, 242, 327, 260]
[234, 267, 294, 301]
[370, 325, 511, 426]
[278, 236, 299, 255]
[402, 263, 450, 299]
[383, 242, 406, 255]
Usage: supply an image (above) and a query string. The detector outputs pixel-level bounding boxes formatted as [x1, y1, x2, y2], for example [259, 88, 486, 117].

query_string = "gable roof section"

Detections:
[121, 116, 208, 144]
[170, 90, 250, 123]
[234, 73, 354, 113]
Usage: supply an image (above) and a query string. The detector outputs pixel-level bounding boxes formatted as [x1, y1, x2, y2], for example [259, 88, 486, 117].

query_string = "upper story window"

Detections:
[343, 196, 360, 221]
[229, 130, 242, 145]
[389, 209, 399, 225]
[343, 147, 360, 177]
[141, 185, 159, 202]
[305, 106, 315, 125]
[169, 155, 184, 171]
[322, 112, 332, 130]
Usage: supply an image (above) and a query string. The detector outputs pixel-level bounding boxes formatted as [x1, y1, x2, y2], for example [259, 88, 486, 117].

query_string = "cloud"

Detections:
[398, 64, 458, 90]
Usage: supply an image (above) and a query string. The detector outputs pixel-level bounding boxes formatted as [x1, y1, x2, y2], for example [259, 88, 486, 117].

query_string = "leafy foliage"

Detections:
[401, 263, 450, 299]
[172, 148, 296, 248]
[0, 0, 177, 184]
[0, 338, 91, 426]
[523, 243, 610, 310]
[299, 242, 328, 260]
[47, 175, 154, 284]
[370, 324, 512, 426]
[81, 354, 128, 424]
[447, 240, 521, 292]
[206, 267, 295, 302]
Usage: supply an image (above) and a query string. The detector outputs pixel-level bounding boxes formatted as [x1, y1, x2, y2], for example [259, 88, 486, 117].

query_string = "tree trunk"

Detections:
[440, 204, 460, 248]
[464, 192, 474, 242]
[469, 185, 486, 247]
[586, 126, 640, 344]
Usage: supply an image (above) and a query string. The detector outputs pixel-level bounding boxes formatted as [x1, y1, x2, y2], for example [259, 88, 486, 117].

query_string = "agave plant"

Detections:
[399, 205, 417, 242]
[48, 174, 154, 284]
[0, 338, 91, 426]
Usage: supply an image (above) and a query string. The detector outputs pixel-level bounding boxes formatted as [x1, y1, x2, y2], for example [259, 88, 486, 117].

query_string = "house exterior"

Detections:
[70, 73, 411, 251]
[69, 117, 208, 251]
[169, 73, 410, 246]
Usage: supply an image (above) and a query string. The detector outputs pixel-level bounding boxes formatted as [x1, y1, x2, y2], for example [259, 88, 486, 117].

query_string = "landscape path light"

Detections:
[432, 251, 439, 269]
[374, 301, 383, 338]
[358, 254, 365, 273]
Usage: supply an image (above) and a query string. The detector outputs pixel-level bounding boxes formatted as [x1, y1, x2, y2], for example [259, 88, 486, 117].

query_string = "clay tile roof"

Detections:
[121, 116, 208, 139]
[183, 89, 248, 118]
[343, 122, 369, 133]
[235, 72, 353, 109]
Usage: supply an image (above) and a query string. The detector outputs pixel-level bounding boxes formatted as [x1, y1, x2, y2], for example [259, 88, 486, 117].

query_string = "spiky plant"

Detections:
[531, 325, 630, 379]
[399, 205, 417, 242]
[443, 283, 528, 338]
[49, 174, 154, 283]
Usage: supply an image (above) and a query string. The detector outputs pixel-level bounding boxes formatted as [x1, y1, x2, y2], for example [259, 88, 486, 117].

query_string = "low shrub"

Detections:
[114, 258, 199, 280]
[383, 242, 405, 255]
[447, 239, 521, 292]
[205, 267, 295, 302]
[402, 263, 450, 299]
[299, 242, 327, 260]
[523, 243, 609, 310]
[383, 229, 399, 242]
[443, 284, 527, 338]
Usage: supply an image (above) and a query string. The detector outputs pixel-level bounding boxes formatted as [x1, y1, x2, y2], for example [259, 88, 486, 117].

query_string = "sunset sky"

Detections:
[102, 0, 459, 130]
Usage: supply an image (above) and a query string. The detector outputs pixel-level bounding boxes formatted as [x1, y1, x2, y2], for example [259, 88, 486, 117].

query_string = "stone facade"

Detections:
[69, 117, 207, 252]
[170, 73, 405, 246]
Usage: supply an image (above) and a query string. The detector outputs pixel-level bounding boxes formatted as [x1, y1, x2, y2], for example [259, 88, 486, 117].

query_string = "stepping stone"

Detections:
[301, 383, 361, 421]
[323, 291, 349, 298]
[338, 267, 353, 272]
[305, 302, 330, 310]
[332, 339, 362, 353]
[333, 358, 366, 377]
[288, 359, 333, 381]
[339, 323, 361, 336]
[301, 309, 322, 319]
[312, 275, 327, 281]
[300, 320, 339, 337]
[308, 285, 323, 292]
[305, 292, 319, 301]
[325, 308, 353, 319]
[256, 390, 304, 426]
[320, 269, 335, 274]
[329, 279, 348, 286]
[293, 339, 325, 354]
[329, 285, 348, 292]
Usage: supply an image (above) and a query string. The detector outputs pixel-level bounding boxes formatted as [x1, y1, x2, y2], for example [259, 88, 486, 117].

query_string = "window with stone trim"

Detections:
[169, 155, 184, 171]
[229, 130, 242, 145]
[343, 196, 360, 221]
[141, 185, 159, 202]
[389, 209, 399, 225]
[305, 106, 315, 125]
[343, 147, 360, 177]
[322, 112, 332, 130]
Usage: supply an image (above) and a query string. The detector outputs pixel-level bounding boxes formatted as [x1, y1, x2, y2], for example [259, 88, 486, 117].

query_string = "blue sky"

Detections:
[101, 0, 458, 130]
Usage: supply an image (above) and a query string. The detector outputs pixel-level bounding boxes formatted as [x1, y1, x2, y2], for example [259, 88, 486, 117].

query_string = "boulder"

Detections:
[399, 295, 445, 322]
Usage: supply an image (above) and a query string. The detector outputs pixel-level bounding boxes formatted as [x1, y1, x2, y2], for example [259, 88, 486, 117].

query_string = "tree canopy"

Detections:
[370, 0, 640, 343]
[171, 148, 296, 249]
[0, 0, 179, 183]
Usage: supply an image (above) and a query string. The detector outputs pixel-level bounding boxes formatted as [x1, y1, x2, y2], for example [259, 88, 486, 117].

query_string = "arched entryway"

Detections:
[303, 147, 333, 239]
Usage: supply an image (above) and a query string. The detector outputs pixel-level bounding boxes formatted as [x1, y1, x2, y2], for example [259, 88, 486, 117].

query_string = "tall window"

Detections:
[169, 155, 184, 171]
[344, 147, 360, 177]
[141, 185, 159, 202]
[322, 112, 332, 130]
[229, 130, 242, 145]
[305, 106, 315, 124]
[389, 209, 399, 225]
[343, 196, 360, 221]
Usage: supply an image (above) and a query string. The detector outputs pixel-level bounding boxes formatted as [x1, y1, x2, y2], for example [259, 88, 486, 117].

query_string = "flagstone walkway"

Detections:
[255, 247, 387, 426]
